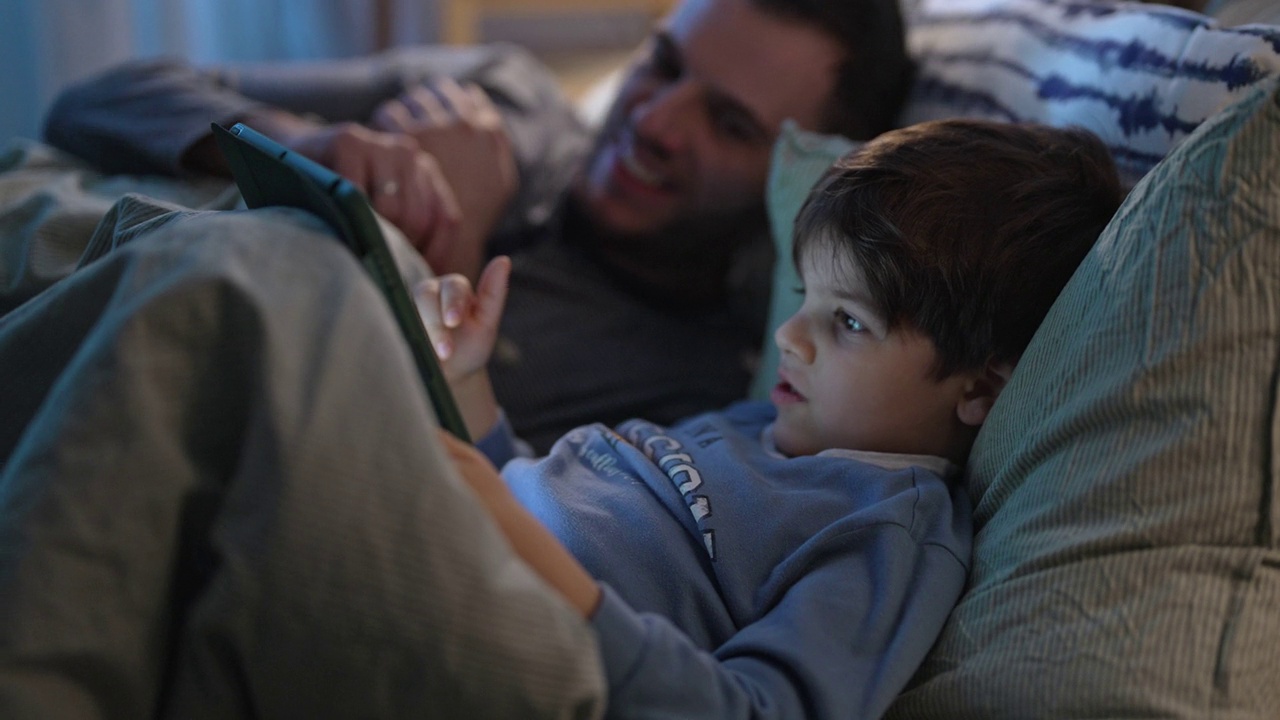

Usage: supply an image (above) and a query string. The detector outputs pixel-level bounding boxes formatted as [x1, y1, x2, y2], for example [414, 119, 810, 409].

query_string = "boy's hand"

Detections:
[417, 256, 512, 439]
[438, 427, 509, 501]
[371, 79, 518, 282]
[438, 429, 601, 618]
[416, 256, 512, 381]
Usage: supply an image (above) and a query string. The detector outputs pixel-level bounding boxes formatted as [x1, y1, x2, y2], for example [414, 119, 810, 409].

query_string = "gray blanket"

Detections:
[0, 141, 605, 719]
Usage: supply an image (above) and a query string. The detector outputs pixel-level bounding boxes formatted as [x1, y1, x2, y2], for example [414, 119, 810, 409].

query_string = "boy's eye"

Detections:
[835, 310, 866, 334]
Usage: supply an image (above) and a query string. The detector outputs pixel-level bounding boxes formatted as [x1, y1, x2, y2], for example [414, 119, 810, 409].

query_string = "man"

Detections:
[43, 0, 913, 450]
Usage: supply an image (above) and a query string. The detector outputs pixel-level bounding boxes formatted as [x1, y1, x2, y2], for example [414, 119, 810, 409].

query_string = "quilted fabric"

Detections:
[0, 140, 237, 314]
[888, 76, 1280, 720]
[905, 0, 1280, 185]
[0, 197, 606, 718]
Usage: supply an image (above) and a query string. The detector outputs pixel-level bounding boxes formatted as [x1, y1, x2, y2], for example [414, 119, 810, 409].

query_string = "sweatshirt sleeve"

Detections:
[474, 411, 535, 469]
[590, 522, 968, 720]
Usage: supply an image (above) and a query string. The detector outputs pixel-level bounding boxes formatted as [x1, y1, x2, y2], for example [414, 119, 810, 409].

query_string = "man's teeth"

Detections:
[620, 147, 664, 187]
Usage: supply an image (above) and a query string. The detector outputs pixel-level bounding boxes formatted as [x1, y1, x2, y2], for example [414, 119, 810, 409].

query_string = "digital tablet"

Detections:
[211, 121, 470, 441]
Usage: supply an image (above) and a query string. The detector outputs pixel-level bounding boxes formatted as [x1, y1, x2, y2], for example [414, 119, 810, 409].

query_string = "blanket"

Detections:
[0, 147, 605, 719]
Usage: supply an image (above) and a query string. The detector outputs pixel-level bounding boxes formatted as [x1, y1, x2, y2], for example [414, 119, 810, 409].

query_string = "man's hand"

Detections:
[275, 121, 463, 274]
[371, 79, 518, 281]
[416, 256, 512, 439]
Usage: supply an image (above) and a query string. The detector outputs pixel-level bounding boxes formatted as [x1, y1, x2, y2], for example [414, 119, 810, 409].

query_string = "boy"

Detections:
[423, 118, 1124, 718]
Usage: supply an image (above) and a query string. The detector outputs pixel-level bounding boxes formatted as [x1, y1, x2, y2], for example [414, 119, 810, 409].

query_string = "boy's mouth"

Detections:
[770, 379, 805, 405]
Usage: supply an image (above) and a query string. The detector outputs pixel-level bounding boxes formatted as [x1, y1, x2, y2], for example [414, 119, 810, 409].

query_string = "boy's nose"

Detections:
[774, 314, 814, 364]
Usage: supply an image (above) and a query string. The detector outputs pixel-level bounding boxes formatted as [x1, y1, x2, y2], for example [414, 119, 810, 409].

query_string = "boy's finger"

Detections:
[413, 278, 454, 359]
[475, 256, 512, 327]
[437, 274, 475, 328]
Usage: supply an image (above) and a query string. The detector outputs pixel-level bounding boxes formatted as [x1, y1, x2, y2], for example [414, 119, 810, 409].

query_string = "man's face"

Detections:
[769, 249, 981, 460]
[571, 0, 843, 247]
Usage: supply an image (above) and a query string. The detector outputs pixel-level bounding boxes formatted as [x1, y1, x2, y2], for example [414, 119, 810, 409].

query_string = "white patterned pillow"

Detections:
[906, 0, 1280, 185]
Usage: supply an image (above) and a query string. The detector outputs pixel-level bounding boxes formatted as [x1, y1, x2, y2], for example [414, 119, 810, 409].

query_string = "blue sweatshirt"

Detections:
[480, 401, 971, 720]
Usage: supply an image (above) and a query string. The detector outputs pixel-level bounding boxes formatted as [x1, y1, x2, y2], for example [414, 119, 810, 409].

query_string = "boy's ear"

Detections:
[955, 359, 1015, 427]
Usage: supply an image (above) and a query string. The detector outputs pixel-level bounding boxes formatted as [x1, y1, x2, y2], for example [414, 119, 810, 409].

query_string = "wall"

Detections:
[0, 0, 442, 144]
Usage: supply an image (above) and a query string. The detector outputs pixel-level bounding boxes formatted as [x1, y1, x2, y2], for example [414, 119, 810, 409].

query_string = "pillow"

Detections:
[1205, 0, 1280, 27]
[906, 0, 1280, 185]
[748, 122, 857, 400]
[887, 76, 1280, 719]
[752, 0, 1280, 397]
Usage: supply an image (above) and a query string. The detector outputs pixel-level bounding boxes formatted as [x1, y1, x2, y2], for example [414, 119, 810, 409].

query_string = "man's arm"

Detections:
[42, 47, 592, 228]
[42, 47, 592, 274]
[42, 58, 270, 176]
[41, 50, 492, 176]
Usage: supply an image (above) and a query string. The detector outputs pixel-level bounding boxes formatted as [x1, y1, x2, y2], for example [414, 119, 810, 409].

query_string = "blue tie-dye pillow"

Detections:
[905, 0, 1280, 185]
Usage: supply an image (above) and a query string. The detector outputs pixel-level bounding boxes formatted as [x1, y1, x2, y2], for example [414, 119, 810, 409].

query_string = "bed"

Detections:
[2, 0, 1279, 717]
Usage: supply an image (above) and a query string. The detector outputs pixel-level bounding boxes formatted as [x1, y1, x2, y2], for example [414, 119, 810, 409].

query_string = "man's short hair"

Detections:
[794, 119, 1124, 377]
[752, 0, 914, 139]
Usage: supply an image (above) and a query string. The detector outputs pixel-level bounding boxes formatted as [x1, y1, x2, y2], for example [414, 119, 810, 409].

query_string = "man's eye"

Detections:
[646, 43, 681, 80]
[836, 310, 866, 334]
[707, 103, 762, 144]
[713, 113, 755, 142]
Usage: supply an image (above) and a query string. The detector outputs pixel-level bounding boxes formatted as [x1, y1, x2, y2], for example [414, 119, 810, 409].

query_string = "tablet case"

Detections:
[211, 122, 470, 441]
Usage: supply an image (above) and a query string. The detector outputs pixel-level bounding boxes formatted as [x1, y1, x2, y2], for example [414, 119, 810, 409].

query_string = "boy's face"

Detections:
[572, 0, 842, 246]
[769, 249, 985, 460]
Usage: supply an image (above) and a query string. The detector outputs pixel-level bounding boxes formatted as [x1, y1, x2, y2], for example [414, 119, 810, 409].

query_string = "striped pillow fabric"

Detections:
[905, 0, 1280, 184]
[889, 76, 1280, 720]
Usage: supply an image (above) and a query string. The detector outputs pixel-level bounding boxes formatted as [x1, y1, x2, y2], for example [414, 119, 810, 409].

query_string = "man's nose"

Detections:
[629, 79, 699, 158]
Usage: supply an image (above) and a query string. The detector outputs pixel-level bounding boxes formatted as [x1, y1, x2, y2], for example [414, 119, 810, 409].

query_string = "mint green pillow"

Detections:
[749, 122, 858, 399]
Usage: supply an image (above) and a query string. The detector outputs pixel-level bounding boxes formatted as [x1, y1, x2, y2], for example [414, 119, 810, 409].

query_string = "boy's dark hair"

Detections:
[794, 119, 1124, 377]
[751, 0, 914, 140]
